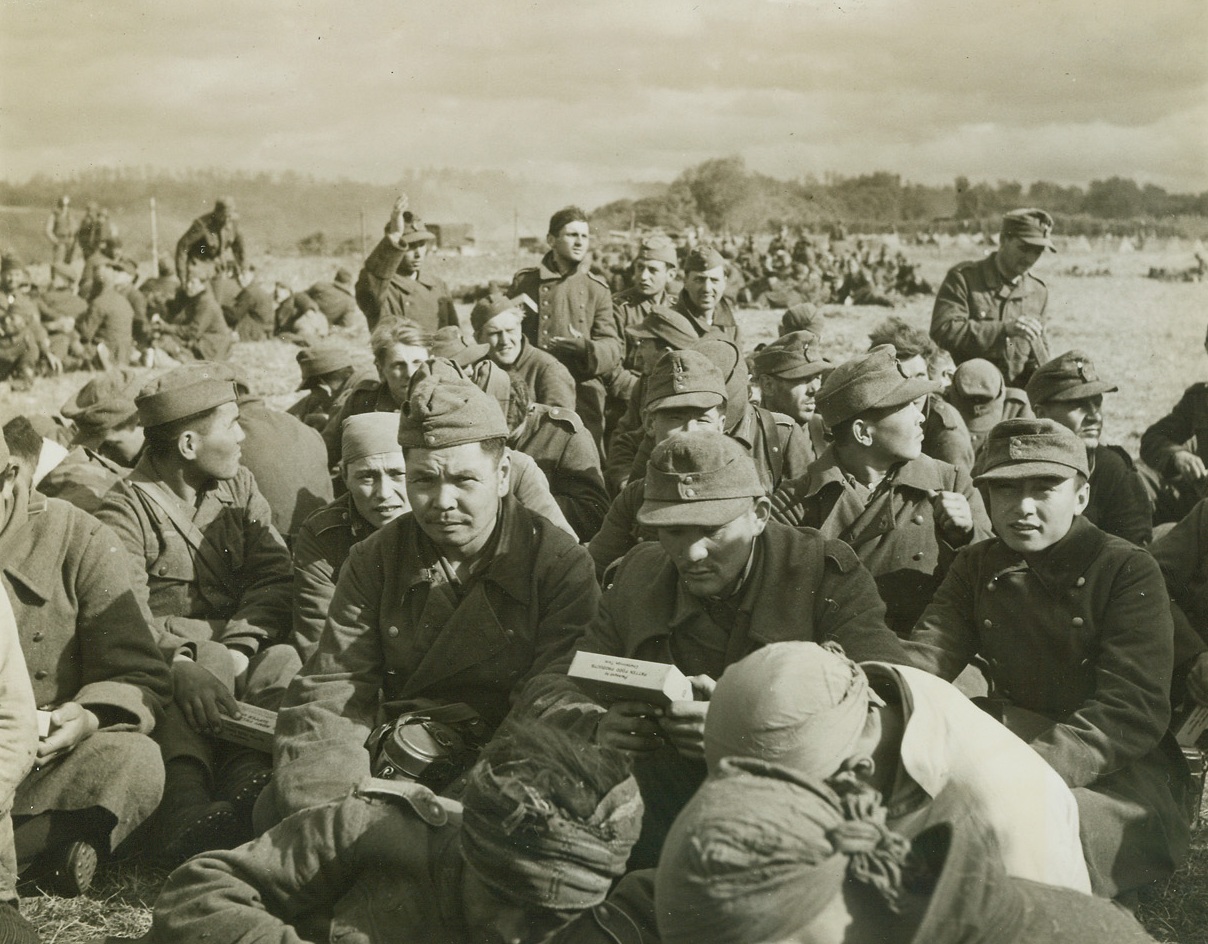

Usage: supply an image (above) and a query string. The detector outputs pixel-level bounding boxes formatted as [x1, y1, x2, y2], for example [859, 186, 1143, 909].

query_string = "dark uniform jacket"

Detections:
[320, 376, 399, 464]
[587, 478, 651, 582]
[150, 780, 468, 944]
[1141, 381, 1208, 478]
[76, 286, 134, 367]
[288, 369, 363, 432]
[271, 497, 598, 819]
[608, 285, 676, 404]
[1084, 444, 1153, 546]
[167, 287, 232, 362]
[231, 282, 277, 341]
[510, 253, 621, 383]
[356, 236, 457, 333]
[1150, 498, 1208, 692]
[175, 212, 245, 281]
[97, 462, 293, 678]
[930, 253, 1049, 386]
[307, 281, 365, 332]
[670, 290, 742, 349]
[291, 493, 376, 663]
[907, 517, 1189, 896]
[505, 339, 577, 411]
[510, 404, 609, 542]
[771, 449, 991, 635]
[236, 396, 334, 542]
[37, 446, 126, 514]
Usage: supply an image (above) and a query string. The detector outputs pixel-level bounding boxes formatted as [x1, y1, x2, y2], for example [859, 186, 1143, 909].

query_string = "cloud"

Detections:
[2, 0, 1205, 192]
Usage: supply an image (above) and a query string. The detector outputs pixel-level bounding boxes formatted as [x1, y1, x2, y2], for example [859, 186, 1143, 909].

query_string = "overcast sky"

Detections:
[3, 0, 1206, 195]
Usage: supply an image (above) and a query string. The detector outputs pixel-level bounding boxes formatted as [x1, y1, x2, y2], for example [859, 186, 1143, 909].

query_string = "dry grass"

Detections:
[12, 242, 1208, 942]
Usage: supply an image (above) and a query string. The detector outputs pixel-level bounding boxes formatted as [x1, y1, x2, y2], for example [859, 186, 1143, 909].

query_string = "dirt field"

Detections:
[9, 242, 1208, 942]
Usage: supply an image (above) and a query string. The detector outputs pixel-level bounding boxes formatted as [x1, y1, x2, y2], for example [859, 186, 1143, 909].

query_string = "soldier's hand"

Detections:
[1006, 318, 1043, 343]
[1173, 450, 1208, 484]
[1186, 652, 1208, 705]
[660, 697, 709, 760]
[42, 350, 63, 375]
[173, 659, 239, 735]
[548, 337, 587, 357]
[385, 194, 411, 236]
[933, 490, 974, 541]
[36, 702, 99, 765]
[595, 701, 664, 753]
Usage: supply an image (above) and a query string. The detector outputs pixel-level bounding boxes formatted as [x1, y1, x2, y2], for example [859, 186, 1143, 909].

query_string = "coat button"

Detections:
[34, 670, 47, 680]
[1071, 617, 1084, 628]
[912, 552, 924, 561]
[1075, 577, 1086, 587]
[982, 619, 992, 629]
[685, 488, 695, 496]
[387, 625, 400, 638]
[986, 581, 995, 591]
[32, 632, 44, 642]
[912, 514, 925, 525]
[157, 565, 168, 575]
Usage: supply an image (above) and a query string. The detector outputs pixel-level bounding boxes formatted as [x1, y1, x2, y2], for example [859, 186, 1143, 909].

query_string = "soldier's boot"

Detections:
[215, 749, 273, 836]
[158, 758, 241, 868]
[36, 840, 98, 897]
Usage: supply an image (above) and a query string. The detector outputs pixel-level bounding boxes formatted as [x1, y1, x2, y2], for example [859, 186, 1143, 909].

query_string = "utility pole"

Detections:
[149, 197, 159, 267]
[360, 206, 367, 258]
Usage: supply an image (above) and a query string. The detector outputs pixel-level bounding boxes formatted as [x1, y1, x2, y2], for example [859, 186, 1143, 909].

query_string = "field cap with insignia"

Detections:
[429, 325, 490, 365]
[814, 344, 940, 427]
[398, 373, 508, 450]
[400, 215, 435, 246]
[752, 330, 829, 381]
[636, 234, 679, 266]
[136, 363, 237, 428]
[781, 302, 821, 335]
[469, 292, 533, 333]
[644, 349, 727, 413]
[683, 246, 726, 274]
[61, 368, 143, 445]
[638, 430, 764, 527]
[1025, 350, 1117, 406]
[341, 412, 404, 465]
[973, 418, 1089, 483]
[627, 306, 701, 349]
[296, 343, 355, 388]
[1001, 208, 1056, 252]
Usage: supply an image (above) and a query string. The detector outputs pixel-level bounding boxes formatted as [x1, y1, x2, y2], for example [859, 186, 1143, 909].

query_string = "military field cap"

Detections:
[470, 292, 533, 333]
[683, 246, 726, 274]
[136, 363, 237, 429]
[751, 330, 829, 381]
[636, 234, 678, 266]
[296, 343, 355, 388]
[645, 348, 727, 413]
[400, 215, 435, 246]
[693, 337, 748, 431]
[973, 418, 1089, 484]
[341, 412, 404, 465]
[398, 373, 508, 450]
[949, 358, 1006, 434]
[429, 326, 491, 366]
[1001, 208, 1056, 251]
[627, 306, 701, 349]
[61, 368, 143, 443]
[638, 430, 764, 527]
[815, 344, 941, 427]
[1025, 349, 1117, 406]
[781, 302, 821, 335]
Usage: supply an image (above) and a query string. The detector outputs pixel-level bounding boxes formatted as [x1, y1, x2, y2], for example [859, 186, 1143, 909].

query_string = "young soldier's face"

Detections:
[685, 266, 726, 313]
[657, 499, 770, 599]
[378, 343, 429, 403]
[400, 242, 427, 275]
[634, 259, 673, 297]
[986, 474, 1090, 553]
[862, 399, 926, 464]
[1035, 396, 1104, 450]
[761, 375, 823, 425]
[405, 441, 510, 559]
[187, 401, 244, 481]
[549, 221, 590, 266]
[996, 236, 1046, 280]
[479, 310, 524, 367]
[344, 451, 408, 530]
[648, 404, 726, 446]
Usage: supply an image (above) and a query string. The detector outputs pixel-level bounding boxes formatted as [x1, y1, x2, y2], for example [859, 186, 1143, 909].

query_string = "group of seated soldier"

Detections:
[2, 201, 1208, 944]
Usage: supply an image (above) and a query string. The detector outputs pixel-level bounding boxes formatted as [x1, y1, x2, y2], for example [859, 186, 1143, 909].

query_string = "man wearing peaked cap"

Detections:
[673, 246, 741, 348]
[265, 371, 600, 827]
[287, 342, 361, 431]
[772, 345, 990, 636]
[520, 428, 908, 869]
[908, 418, 1191, 900]
[356, 196, 457, 333]
[946, 357, 1032, 454]
[1028, 350, 1152, 545]
[751, 330, 830, 443]
[472, 292, 576, 412]
[510, 206, 622, 454]
[96, 364, 298, 865]
[38, 369, 146, 514]
[931, 208, 1053, 387]
[607, 234, 684, 438]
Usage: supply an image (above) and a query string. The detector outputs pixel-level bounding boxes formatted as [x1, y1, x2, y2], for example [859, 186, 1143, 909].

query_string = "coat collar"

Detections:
[395, 496, 532, 605]
[983, 514, 1104, 594]
[792, 447, 951, 501]
[1, 489, 54, 603]
[128, 457, 239, 513]
[391, 269, 440, 292]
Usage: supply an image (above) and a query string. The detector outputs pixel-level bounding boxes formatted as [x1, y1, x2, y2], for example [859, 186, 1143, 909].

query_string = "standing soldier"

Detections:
[175, 198, 245, 283]
[510, 206, 622, 452]
[45, 196, 77, 265]
[930, 208, 1054, 387]
[356, 196, 457, 333]
[73, 203, 111, 264]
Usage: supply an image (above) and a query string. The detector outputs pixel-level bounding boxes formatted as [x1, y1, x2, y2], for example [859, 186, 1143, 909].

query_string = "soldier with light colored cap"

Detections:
[772, 344, 990, 635]
[265, 372, 600, 827]
[1027, 349, 1152, 545]
[520, 429, 907, 869]
[908, 418, 1190, 900]
[931, 208, 1054, 386]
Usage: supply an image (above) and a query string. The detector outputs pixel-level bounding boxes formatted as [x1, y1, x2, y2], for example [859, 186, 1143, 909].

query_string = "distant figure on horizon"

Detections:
[45, 195, 78, 265]
[176, 197, 245, 283]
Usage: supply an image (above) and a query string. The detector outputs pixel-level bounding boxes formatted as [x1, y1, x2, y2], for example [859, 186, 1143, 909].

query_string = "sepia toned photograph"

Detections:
[2, 1, 1207, 941]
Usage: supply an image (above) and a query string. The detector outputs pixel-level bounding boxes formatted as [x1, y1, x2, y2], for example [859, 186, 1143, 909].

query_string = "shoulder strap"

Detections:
[754, 408, 786, 487]
[355, 777, 457, 827]
[129, 479, 232, 593]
